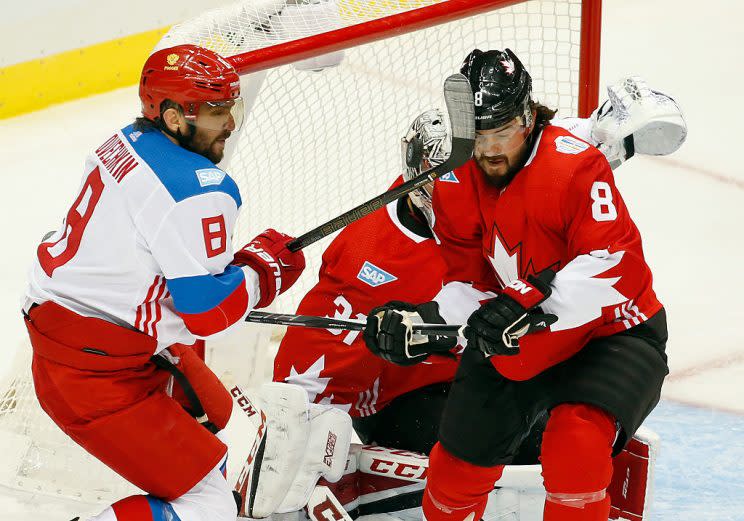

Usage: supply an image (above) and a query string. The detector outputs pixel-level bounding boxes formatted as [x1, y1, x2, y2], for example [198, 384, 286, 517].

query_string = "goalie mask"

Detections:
[401, 109, 451, 229]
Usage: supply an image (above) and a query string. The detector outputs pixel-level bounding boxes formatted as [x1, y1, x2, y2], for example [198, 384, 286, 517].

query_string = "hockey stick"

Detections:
[286, 73, 474, 252]
[246, 310, 465, 337]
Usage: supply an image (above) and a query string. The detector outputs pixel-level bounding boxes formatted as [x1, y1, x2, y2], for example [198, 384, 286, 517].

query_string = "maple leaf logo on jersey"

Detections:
[486, 222, 559, 288]
[286, 356, 331, 403]
[541, 249, 628, 332]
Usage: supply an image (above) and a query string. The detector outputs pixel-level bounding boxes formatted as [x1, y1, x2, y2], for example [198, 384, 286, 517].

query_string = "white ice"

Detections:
[1, 0, 743, 519]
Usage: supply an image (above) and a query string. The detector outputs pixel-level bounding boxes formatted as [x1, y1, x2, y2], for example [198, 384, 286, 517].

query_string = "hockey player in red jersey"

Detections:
[364, 49, 670, 521]
[23, 45, 305, 521]
[273, 109, 462, 453]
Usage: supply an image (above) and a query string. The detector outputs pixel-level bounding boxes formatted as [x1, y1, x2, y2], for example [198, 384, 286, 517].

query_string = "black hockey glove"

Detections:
[465, 270, 558, 357]
[363, 301, 457, 366]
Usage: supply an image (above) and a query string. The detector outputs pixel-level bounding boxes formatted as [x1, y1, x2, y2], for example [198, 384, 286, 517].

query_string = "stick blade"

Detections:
[442, 73, 475, 168]
[443, 73, 475, 141]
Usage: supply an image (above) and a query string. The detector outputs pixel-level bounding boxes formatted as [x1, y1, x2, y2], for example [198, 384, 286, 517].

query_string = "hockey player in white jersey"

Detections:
[22, 44, 305, 521]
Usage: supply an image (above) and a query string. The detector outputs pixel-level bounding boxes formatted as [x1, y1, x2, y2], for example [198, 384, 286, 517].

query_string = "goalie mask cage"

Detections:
[0, 0, 601, 507]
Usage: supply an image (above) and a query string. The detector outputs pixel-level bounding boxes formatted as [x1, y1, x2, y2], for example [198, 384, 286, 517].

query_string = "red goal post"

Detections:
[227, 0, 602, 117]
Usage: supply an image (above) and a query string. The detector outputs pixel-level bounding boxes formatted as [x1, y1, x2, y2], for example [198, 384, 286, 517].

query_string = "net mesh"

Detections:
[225, 0, 584, 324]
[0, 0, 591, 505]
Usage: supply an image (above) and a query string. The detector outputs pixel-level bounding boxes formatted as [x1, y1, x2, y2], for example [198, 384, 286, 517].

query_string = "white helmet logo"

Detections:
[501, 57, 515, 75]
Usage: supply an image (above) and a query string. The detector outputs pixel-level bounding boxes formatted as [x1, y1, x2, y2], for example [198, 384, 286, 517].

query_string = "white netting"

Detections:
[0, 0, 594, 506]
[223, 0, 585, 317]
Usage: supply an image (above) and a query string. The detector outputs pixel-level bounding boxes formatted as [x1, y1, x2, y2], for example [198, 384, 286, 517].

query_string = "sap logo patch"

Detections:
[439, 171, 459, 183]
[196, 168, 226, 187]
[128, 131, 143, 142]
[555, 136, 590, 155]
[357, 261, 397, 287]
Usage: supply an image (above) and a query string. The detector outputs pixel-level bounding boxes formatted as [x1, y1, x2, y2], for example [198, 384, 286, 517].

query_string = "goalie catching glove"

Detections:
[592, 76, 687, 169]
[233, 229, 305, 308]
[363, 301, 457, 366]
[465, 270, 558, 357]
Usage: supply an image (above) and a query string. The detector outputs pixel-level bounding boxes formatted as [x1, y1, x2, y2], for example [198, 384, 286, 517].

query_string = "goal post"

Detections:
[228, 0, 601, 108]
[578, 0, 601, 117]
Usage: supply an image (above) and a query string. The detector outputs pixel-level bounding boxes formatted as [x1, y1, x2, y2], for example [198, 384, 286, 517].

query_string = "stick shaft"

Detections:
[246, 311, 463, 337]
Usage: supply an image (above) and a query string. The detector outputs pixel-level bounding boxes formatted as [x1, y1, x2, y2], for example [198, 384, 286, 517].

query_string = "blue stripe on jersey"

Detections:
[167, 264, 246, 314]
[146, 496, 182, 521]
[122, 124, 242, 207]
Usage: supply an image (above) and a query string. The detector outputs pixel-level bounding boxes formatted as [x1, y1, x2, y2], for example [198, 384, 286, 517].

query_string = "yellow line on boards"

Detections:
[0, 27, 170, 120]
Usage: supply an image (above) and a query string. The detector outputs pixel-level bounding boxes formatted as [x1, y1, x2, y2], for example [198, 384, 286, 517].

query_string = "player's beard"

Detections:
[474, 135, 536, 189]
[188, 127, 232, 164]
[475, 153, 518, 188]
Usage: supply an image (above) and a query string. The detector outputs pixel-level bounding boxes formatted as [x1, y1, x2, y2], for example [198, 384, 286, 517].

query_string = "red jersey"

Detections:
[273, 195, 457, 417]
[432, 125, 662, 381]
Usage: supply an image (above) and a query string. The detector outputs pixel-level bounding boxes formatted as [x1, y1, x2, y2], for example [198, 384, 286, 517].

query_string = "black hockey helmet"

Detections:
[460, 48, 533, 131]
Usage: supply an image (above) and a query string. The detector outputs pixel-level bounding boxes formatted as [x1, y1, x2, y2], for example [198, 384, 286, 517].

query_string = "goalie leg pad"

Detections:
[608, 427, 659, 521]
[277, 400, 353, 512]
[421, 442, 503, 521]
[249, 383, 353, 518]
[541, 404, 615, 521]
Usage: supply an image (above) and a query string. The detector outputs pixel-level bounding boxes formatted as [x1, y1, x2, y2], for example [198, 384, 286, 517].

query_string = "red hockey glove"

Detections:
[465, 270, 558, 357]
[233, 229, 305, 308]
[363, 301, 457, 366]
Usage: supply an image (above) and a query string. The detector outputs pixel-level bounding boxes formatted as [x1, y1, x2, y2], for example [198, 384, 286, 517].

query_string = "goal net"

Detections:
[0, 0, 601, 507]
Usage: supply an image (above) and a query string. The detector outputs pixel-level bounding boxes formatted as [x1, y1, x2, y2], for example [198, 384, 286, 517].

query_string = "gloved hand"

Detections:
[233, 229, 305, 308]
[465, 270, 558, 357]
[363, 301, 456, 366]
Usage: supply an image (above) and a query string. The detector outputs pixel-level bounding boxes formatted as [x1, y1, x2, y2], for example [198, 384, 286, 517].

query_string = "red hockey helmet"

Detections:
[139, 45, 243, 131]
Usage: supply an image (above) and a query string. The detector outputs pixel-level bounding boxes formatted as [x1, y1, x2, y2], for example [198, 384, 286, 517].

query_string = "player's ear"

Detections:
[161, 107, 184, 134]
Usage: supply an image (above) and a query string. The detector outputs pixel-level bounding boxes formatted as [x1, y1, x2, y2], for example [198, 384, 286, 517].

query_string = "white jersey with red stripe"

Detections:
[25, 124, 260, 352]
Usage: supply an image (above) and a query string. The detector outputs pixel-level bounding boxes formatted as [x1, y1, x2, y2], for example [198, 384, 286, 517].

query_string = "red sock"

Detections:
[422, 443, 504, 521]
[540, 404, 616, 521]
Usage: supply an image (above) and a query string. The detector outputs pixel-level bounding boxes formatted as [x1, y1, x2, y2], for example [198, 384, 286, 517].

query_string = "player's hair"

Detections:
[133, 99, 182, 132]
[530, 100, 557, 132]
